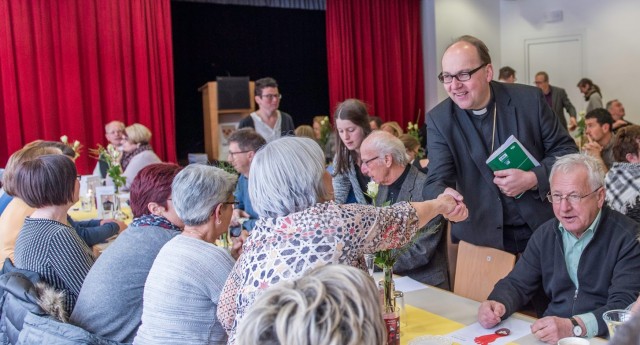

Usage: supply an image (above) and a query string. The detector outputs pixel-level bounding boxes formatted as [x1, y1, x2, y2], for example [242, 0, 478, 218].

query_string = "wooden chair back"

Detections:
[453, 240, 516, 302]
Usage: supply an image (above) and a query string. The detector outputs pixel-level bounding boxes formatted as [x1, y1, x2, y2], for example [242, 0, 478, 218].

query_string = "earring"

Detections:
[216, 219, 222, 225]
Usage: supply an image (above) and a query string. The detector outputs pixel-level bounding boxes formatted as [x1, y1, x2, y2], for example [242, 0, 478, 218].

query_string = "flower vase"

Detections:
[113, 191, 126, 221]
[381, 266, 400, 345]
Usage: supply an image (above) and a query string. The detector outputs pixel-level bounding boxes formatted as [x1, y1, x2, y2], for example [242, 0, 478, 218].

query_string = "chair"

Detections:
[453, 241, 516, 302]
[445, 222, 458, 289]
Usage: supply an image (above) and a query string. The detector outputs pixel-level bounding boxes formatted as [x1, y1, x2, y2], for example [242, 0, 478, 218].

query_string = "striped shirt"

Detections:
[14, 217, 95, 315]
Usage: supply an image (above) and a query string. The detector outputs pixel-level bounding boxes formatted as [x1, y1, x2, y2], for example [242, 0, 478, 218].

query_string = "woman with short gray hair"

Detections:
[218, 137, 467, 343]
[237, 264, 385, 345]
[134, 164, 240, 345]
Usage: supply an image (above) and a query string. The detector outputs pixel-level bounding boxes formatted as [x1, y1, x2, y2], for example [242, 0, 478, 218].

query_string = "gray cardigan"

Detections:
[332, 155, 367, 204]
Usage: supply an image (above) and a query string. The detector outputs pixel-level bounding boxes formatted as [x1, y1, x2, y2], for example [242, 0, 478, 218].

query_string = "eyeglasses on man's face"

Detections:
[438, 63, 487, 84]
[546, 187, 602, 204]
[228, 150, 251, 158]
[260, 93, 282, 101]
[362, 156, 380, 168]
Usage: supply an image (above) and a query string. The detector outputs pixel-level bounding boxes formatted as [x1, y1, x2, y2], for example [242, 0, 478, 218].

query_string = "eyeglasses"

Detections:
[260, 93, 282, 101]
[438, 63, 487, 84]
[546, 187, 602, 204]
[222, 201, 239, 206]
[228, 150, 251, 158]
[362, 156, 380, 168]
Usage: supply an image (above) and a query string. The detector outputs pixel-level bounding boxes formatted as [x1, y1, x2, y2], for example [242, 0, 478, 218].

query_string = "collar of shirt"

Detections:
[558, 209, 602, 289]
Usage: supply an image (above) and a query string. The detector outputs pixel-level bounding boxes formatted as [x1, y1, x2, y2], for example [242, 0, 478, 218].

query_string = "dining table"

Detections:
[68, 195, 132, 257]
[375, 274, 608, 345]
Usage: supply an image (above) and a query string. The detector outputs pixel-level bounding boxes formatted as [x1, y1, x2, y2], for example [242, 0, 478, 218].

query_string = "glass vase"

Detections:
[381, 266, 400, 345]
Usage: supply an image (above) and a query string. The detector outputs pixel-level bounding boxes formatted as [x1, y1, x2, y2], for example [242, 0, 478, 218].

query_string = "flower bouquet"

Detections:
[318, 116, 332, 147]
[60, 135, 82, 160]
[90, 144, 126, 193]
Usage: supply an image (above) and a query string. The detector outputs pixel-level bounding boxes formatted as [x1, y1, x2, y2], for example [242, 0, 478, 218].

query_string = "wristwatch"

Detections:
[570, 317, 583, 337]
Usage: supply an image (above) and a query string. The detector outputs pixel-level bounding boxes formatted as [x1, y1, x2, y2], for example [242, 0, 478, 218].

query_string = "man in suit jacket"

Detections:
[360, 131, 450, 289]
[535, 71, 578, 131]
[425, 35, 578, 254]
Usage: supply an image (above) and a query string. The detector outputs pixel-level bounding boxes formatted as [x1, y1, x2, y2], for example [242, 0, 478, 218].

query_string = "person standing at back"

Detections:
[238, 77, 294, 142]
[425, 35, 578, 254]
[534, 71, 578, 131]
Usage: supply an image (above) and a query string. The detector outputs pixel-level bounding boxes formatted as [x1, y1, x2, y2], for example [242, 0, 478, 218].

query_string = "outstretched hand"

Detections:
[441, 187, 468, 222]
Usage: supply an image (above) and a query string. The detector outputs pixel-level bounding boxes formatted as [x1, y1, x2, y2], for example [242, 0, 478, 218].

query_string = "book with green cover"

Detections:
[486, 135, 540, 171]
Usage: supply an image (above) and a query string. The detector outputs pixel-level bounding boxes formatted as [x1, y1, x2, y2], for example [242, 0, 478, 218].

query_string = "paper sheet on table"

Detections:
[394, 276, 429, 292]
[446, 318, 530, 345]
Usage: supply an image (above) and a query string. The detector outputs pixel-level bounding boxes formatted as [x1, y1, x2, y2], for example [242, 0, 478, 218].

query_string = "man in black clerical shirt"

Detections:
[360, 131, 450, 289]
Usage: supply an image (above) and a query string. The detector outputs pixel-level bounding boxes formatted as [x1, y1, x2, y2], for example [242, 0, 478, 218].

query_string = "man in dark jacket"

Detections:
[534, 71, 577, 131]
[360, 131, 450, 289]
[477, 153, 640, 343]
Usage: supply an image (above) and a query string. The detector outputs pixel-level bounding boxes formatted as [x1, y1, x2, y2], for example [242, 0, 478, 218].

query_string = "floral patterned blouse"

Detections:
[217, 200, 419, 344]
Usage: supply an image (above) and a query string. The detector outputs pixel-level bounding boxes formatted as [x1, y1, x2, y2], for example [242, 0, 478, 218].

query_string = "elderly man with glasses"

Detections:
[478, 153, 640, 344]
[424, 35, 577, 255]
[238, 77, 295, 142]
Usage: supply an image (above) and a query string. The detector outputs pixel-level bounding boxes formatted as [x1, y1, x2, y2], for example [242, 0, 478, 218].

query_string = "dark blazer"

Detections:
[425, 81, 578, 250]
[549, 85, 577, 130]
[376, 165, 449, 289]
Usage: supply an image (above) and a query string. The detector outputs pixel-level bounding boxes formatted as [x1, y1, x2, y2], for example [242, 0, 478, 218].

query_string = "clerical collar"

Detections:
[472, 108, 488, 115]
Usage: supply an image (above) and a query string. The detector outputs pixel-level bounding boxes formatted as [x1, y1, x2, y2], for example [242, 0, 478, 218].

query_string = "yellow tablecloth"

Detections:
[402, 305, 465, 344]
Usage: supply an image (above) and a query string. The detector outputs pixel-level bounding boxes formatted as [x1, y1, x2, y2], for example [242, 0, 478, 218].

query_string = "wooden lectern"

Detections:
[198, 81, 255, 161]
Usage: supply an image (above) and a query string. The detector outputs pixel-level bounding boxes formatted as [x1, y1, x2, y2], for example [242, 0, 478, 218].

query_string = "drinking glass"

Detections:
[364, 253, 375, 277]
[394, 290, 406, 328]
[603, 309, 632, 338]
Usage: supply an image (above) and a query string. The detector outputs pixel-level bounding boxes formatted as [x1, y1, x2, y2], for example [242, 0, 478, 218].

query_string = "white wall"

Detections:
[501, 0, 640, 122]
[422, 0, 640, 123]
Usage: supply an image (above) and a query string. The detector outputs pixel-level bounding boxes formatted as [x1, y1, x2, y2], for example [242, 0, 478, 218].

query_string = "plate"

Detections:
[408, 335, 453, 345]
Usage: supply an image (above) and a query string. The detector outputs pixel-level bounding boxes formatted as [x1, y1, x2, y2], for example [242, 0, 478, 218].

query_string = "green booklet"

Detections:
[486, 135, 540, 171]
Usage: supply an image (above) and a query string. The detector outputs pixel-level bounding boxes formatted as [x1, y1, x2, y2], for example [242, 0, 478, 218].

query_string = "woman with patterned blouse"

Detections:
[217, 137, 468, 344]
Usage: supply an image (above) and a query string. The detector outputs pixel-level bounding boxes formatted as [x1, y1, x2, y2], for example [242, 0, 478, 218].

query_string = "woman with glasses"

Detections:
[13, 154, 95, 316]
[134, 164, 241, 345]
[332, 98, 373, 204]
[120, 123, 162, 191]
[238, 77, 294, 142]
[70, 163, 183, 343]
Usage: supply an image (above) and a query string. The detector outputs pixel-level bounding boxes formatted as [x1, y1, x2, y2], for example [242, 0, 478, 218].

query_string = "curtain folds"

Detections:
[325, 0, 425, 127]
[0, 0, 177, 173]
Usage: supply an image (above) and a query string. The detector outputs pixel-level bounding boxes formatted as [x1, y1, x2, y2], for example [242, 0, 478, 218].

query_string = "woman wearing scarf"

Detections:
[577, 78, 603, 113]
[70, 163, 183, 343]
[120, 123, 162, 191]
[605, 125, 640, 223]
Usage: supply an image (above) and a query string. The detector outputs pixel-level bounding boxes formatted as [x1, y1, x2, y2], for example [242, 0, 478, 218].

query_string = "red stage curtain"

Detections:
[0, 0, 176, 174]
[325, 0, 425, 127]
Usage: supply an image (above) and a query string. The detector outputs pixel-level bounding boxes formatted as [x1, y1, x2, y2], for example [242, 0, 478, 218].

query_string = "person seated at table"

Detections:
[294, 125, 315, 139]
[380, 121, 403, 137]
[605, 125, 640, 223]
[227, 129, 266, 236]
[0, 142, 124, 264]
[236, 264, 385, 345]
[360, 131, 449, 289]
[120, 123, 161, 191]
[217, 136, 468, 344]
[134, 164, 241, 345]
[477, 153, 640, 343]
[13, 154, 95, 316]
[399, 133, 428, 174]
[70, 163, 183, 343]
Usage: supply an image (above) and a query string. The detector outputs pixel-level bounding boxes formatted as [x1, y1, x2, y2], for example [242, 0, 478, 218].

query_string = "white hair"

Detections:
[249, 137, 330, 218]
[237, 264, 385, 345]
[171, 164, 237, 226]
[549, 153, 604, 190]
[363, 130, 409, 165]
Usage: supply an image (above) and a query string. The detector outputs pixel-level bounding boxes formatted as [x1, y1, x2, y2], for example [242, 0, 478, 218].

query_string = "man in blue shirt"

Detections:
[227, 128, 266, 236]
[478, 153, 640, 343]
